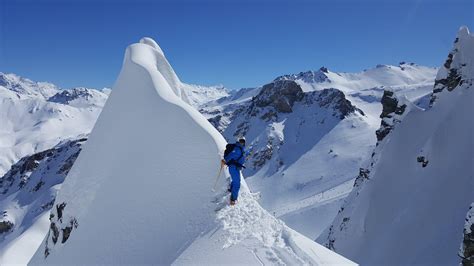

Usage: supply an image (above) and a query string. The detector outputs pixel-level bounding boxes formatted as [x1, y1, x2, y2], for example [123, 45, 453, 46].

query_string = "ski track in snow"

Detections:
[272, 178, 354, 217]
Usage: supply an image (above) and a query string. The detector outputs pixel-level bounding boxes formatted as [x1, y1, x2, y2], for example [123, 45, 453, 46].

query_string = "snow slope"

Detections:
[318, 26, 474, 265]
[29, 37, 355, 265]
[0, 72, 108, 176]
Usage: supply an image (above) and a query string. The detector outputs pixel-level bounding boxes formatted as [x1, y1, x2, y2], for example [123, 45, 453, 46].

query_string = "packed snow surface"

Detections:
[29, 38, 355, 265]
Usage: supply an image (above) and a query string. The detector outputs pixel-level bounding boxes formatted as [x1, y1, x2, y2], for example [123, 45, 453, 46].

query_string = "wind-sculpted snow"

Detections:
[29, 38, 355, 265]
[318, 26, 474, 265]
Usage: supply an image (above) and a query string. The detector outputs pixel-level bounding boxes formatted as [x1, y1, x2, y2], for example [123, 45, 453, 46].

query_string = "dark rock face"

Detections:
[255, 80, 304, 113]
[354, 168, 370, 187]
[416, 156, 429, 167]
[304, 88, 362, 119]
[48, 88, 93, 104]
[44, 203, 78, 257]
[0, 220, 14, 234]
[376, 90, 407, 141]
[460, 204, 474, 266]
[379, 91, 406, 118]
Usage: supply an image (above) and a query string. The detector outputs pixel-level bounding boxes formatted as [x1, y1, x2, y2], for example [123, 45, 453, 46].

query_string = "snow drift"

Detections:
[29, 37, 355, 265]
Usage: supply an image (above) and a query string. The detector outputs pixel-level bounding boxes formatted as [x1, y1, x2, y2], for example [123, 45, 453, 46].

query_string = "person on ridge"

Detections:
[222, 137, 246, 205]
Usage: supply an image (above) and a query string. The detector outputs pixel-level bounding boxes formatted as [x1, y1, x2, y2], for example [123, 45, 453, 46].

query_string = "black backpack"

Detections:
[224, 143, 236, 158]
[224, 143, 244, 167]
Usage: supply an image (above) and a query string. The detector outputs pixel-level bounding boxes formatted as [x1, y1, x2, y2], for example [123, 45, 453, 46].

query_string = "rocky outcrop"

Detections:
[430, 26, 473, 106]
[0, 220, 14, 234]
[376, 90, 407, 141]
[460, 203, 474, 266]
[44, 202, 79, 257]
[48, 88, 94, 104]
[254, 80, 305, 113]
[303, 88, 363, 119]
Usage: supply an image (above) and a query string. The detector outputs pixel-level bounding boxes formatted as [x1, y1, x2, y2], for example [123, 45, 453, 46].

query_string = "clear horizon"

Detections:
[0, 0, 472, 90]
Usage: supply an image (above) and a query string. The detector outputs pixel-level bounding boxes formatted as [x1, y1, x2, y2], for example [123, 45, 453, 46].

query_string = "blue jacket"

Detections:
[224, 142, 246, 168]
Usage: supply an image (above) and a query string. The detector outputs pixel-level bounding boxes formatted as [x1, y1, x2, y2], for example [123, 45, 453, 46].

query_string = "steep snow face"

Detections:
[0, 138, 86, 265]
[0, 73, 108, 176]
[318, 26, 474, 265]
[30, 38, 354, 265]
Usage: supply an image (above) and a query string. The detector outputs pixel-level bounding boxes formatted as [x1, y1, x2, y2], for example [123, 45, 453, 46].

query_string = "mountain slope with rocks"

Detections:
[0, 138, 86, 265]
[317, 26, 473, 266]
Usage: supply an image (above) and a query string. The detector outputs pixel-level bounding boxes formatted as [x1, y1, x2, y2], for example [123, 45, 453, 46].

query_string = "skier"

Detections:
[222, 137, 246, 205]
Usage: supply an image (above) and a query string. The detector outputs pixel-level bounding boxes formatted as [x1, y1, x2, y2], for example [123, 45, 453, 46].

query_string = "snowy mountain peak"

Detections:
[430, 26, 473, 106]
[0, 72, 59, 99]
[274, 68, 330, 84]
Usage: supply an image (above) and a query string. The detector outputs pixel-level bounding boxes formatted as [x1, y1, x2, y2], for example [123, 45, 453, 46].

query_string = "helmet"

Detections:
[238, 137, 246, 145]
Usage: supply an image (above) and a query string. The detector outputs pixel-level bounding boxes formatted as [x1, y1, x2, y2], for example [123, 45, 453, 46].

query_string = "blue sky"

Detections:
[0, 0, 472, 90]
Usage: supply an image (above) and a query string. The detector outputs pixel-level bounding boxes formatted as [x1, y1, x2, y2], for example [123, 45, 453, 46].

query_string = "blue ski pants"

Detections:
[228, 165, 241, 201]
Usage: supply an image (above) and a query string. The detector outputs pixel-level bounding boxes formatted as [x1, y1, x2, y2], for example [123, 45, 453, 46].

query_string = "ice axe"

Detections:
[212, 160, 226, 192]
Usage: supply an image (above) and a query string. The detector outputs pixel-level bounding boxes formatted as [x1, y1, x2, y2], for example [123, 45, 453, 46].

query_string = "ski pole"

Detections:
[212, 160, 225, 192]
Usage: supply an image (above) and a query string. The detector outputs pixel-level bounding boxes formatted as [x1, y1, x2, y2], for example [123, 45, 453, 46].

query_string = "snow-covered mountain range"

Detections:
[0, 26, 470, 265]
[0, 73, 109, 176]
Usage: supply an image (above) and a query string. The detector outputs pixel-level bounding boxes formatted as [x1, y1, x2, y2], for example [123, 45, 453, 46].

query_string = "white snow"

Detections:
[28, 38, 355, 265]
